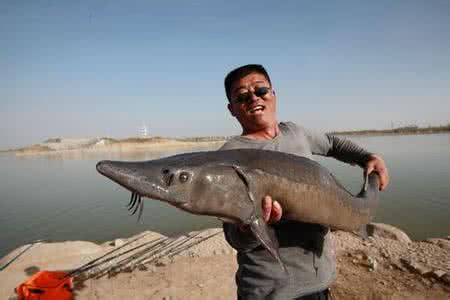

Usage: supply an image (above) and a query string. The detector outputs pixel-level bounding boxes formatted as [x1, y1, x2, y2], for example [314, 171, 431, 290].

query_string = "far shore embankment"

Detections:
[330, 124, 450, 137]
[0, 223, 449, 299]
[2, 124, 449, 155]
[2, 137, 227, 156]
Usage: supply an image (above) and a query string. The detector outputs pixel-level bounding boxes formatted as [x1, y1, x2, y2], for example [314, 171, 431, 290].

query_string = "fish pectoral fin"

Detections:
[233, 165, 285, 270]
[231, 165, 262, 205]
[249, 216, 288, 274]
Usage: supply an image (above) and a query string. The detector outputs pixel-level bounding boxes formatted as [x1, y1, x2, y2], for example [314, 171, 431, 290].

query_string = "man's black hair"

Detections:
[224, 64, 272, 102]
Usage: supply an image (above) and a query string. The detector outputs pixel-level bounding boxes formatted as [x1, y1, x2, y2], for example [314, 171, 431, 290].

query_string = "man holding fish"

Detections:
[221, 64, 389, 299]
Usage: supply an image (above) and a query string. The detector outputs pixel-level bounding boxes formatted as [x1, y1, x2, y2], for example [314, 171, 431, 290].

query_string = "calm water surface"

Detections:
[1, 134, 449, 257]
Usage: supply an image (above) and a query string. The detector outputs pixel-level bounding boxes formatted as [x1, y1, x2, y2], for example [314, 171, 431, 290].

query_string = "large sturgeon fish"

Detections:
[96, 149, 379, 270]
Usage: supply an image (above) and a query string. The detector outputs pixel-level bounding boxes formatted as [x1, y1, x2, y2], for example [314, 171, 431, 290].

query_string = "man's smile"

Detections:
[247, 105, 265, 114]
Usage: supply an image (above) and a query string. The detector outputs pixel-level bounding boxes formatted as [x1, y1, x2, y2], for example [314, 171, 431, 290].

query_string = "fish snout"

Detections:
[96, 160, 113, 176]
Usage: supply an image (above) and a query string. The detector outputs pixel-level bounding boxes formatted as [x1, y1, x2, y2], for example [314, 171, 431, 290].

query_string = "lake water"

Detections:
[1, 134, 450, 258]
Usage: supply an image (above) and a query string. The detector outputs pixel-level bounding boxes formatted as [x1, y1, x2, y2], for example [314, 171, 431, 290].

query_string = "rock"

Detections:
[123, 266, 133, 273]
[155, 257, 171, 267]
[137, 264, 148, 271]
[391, 261, 406, 271]
[424, 238, 450, 250]
[113, 239, 125, 247]
[400, 258, 432, 275]
[349, 250, 368, 260]
[442, 273, 450, 285]
[367, 257, 378, 271]
[432, 270, 446, 279]
[367, 223, 412, 244]
[355, 254, 364, 260]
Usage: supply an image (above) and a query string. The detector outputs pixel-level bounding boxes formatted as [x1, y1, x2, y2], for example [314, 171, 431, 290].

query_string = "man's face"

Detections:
[228, 72, 277, 133]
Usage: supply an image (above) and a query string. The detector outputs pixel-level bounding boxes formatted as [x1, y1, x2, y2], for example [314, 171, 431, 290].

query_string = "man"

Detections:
[220, 64, 389, 299]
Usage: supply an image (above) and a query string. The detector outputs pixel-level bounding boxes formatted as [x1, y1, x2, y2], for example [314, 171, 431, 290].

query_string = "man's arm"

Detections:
[305, 129, 390, 191]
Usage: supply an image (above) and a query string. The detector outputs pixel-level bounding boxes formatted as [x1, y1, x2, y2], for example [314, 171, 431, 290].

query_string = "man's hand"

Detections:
[262, 195, 282, 224]
[366, 154, 390, 191]
[239, 195, 282, 231]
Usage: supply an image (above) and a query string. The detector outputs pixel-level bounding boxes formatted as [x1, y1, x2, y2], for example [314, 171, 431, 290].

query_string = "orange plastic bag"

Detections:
[15, 271, 73, 300]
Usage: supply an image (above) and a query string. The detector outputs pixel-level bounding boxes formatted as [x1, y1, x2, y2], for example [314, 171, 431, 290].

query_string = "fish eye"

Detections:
[179, 172, 189, 183]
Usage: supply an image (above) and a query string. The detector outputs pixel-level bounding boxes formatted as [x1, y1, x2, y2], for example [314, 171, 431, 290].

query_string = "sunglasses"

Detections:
[233, 86, 271, 104]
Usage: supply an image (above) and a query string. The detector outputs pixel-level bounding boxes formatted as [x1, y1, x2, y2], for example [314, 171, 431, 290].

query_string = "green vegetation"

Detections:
[329, 124, 450, 136]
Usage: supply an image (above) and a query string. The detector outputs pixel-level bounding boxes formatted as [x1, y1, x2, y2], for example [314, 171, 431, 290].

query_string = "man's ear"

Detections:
[272, 89, 276, 96]
[227, 103, 235, 116]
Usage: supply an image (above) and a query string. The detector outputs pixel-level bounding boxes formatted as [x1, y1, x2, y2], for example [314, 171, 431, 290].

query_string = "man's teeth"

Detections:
[248, 106, 264, 113]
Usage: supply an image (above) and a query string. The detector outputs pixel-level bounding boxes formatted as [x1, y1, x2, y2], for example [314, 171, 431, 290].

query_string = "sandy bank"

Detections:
[1, 224, 449, 299]
[9, 137, 226, 156]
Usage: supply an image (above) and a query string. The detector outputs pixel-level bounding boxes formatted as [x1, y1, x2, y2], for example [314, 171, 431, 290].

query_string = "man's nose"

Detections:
[248, 91, 260, 103]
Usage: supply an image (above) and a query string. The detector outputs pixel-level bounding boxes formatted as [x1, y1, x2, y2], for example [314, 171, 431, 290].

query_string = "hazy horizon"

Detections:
[2, 1, 450, 149]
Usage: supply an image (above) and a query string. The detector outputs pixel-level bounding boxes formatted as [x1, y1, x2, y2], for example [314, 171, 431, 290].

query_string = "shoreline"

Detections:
[333, 130, 450, 138]
[1, 223, 449, 299]
[7, 139, 226, 156]
[2, 129, 449, 155]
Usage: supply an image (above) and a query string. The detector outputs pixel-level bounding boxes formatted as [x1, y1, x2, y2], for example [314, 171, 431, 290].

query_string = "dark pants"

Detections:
[295, 288, 329, 300]
[238, 288, 329, 300]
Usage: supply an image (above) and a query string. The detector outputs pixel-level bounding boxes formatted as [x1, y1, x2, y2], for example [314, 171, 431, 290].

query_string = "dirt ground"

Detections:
[330, 229, 450, 300]
[71, 226, 450, 300]
[1, 225, 449, 300]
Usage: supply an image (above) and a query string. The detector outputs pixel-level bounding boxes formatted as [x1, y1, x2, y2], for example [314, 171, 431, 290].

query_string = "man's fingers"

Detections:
[262, 196, 272, 222]
[365, 154, 390, 191]
[365, 159, 376, 175]
[378, 168, 389, 191]
[269, 200, 282, 224]
[262, 196, 283, 224]
[366, 165, 374, 175]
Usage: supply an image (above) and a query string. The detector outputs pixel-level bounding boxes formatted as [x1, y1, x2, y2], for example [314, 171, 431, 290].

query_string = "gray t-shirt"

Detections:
[220, 122, 373, 299]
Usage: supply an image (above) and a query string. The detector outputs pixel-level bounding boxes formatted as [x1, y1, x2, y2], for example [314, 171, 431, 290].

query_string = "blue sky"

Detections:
[1, 1, 449, 148]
